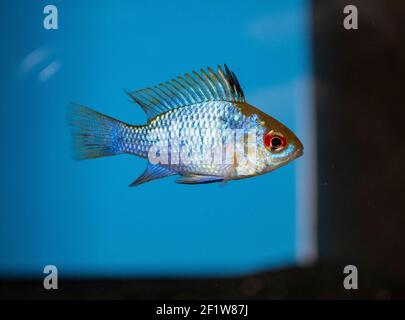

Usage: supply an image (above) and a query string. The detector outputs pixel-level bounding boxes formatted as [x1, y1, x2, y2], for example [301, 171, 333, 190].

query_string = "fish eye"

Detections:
[264, 131, 286, 151]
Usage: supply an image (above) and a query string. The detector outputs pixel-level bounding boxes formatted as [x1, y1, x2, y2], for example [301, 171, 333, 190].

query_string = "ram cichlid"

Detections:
[67, 64, 303, 186]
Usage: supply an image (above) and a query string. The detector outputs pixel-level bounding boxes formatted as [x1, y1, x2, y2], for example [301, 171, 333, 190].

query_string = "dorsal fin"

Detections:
[126, 64, 245, 121]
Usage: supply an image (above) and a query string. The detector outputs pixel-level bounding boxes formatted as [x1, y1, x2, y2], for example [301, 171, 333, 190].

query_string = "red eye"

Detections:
[264, 131, 286, 151]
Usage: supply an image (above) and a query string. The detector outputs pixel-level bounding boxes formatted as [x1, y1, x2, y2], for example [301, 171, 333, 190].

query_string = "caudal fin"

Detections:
[67, 104, 125, 160]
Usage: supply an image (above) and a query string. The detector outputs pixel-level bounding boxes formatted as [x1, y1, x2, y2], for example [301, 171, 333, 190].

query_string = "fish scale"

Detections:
[120, 101, 268, 178]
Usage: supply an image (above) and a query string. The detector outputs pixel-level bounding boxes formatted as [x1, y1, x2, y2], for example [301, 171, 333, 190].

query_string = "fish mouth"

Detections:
[271, 148, 303, 168]
[291, 148, 304, 160]
[296, 149, 304, 157]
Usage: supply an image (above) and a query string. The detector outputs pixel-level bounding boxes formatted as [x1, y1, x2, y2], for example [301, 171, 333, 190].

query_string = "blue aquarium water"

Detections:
[0, 0, 316, 278]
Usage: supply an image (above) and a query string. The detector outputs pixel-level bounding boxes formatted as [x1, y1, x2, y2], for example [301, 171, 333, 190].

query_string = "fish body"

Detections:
[68, 65, 303, 186]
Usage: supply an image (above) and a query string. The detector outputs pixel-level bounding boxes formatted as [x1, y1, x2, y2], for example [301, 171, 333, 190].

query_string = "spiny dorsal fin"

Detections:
[126, 64, 245, 121]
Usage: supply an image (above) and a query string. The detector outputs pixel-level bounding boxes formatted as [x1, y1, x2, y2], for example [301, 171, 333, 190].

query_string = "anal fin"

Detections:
[129, 163, 176, 187]
[176, 175, 224, 185]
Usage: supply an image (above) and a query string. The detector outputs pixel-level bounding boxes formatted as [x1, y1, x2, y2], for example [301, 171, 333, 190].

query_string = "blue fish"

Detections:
[67, 64, 303, 186]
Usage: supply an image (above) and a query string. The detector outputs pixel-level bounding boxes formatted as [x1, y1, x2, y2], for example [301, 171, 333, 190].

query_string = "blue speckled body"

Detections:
[119, 101, 267, 179]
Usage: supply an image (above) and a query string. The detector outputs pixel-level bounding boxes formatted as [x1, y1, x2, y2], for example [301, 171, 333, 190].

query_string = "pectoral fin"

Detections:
[176, 175, 224, 185]
[129, 163, 176, 187]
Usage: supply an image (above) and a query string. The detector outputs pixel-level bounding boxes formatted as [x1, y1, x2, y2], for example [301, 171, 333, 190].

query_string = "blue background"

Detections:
[0, 0, 313, 278]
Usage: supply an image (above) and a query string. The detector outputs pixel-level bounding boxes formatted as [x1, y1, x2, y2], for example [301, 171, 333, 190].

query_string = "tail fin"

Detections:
[67, 104, 125, 160]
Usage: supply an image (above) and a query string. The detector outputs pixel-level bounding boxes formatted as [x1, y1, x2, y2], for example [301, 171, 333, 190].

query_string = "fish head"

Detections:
[257, 112, 303, 173]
